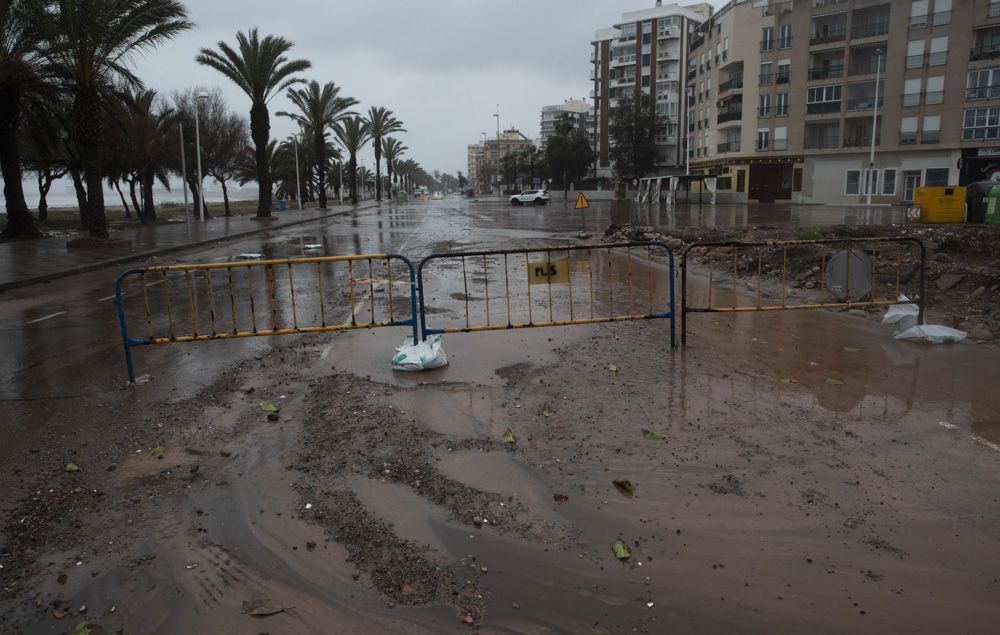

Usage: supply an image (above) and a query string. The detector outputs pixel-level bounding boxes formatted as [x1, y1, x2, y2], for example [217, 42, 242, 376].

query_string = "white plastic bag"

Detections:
[882, 295, 919, 325]
[894, 325, 967, 344]
[391, 335, 448, 371]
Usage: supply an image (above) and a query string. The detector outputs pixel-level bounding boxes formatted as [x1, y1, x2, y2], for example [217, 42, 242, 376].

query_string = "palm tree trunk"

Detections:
[221, 179, 231, 216]
[114, 181, 131, 218]
[0, 87, 42, 240]
[141, 170, 157, 222]
[74, 87, 108, 238]
[349, 154, 358, 205]
[69, 165, 88, 224]
[374, 142, 383, 201]
[128, 178, 141, 217]
[250, 101, 271, 217]
[315, 131, 327, 209]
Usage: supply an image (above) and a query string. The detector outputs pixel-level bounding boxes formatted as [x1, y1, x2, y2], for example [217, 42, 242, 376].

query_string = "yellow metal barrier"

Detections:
[680, 237, 926, 345]
[115, 254, 418, 381]
[417, 242, 676, 343]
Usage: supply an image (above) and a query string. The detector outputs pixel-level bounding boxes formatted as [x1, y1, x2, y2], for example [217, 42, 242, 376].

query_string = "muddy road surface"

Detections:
[2, 198, 998, 634]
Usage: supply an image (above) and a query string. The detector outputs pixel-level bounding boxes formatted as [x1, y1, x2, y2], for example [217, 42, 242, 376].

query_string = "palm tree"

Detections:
[119, 88, 181, 222]
[197, 29, 310, 218]
[364, 106, 404, 202]
[277, 80, 357, 210]
[31, 0, 192, 239]
[335, 116, 369, 205]
[381, 137, 406, 200]
[0, 0, 50, 239]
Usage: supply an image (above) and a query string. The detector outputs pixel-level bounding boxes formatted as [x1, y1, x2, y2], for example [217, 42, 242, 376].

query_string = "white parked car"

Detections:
[509, 189, 550, 205]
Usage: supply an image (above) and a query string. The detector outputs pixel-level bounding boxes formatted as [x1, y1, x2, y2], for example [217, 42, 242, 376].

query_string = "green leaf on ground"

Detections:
[500, 429, 517, 444]
[642, 428, 667, 441]
[241, 598, 290, 616]
[612, 478, 636, 496]
[842, 347, 860, 353]
[607, 363, 619, 373]
[145, 445, 165, 459]
[780, 378, 798, 385]
[64, 463, 80, 473]
[613, 540, 631, 560]
[825, 378, 845, 386]
[541, 407, 554, 418]
[259, 401, 279, 413]
[72, 622, 91, 635]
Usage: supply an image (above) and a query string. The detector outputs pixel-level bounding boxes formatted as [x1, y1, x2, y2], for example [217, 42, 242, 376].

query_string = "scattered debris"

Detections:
[607, 363, 619, 373]
[553, 493, 569, 503]
[64, 463, 81, 473]
[145, 446, 165, 459]
[613, 540, 631, 560]
[612, 478, 636, 497]
[641, 428, 666, 441]
[259, 401, 279, 413]
[825, 378, 844, 386]
[237, 253, 262, 260]
[241, 598, 291, 617]
[500, 429, 517, 444]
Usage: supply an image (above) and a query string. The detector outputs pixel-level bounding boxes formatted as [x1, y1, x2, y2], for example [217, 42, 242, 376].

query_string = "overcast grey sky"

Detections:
[131, 0, 725, 177]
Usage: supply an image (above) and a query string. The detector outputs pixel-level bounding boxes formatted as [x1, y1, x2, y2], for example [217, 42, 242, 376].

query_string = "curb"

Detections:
[0, 201, 378, 292]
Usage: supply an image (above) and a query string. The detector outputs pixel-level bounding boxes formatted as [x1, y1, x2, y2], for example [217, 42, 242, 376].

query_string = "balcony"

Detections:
[900, 131, 918, 145]
[843, 131, 880, 147]
[967, 84, 1000, 100]
[813, 0, 846, 7]
[687, 68, 697, 80]
[760, 73, 773, 86]
[657, 49, 677, 61]
[851, 21, 889, 39]
[718, 141, 741, 153]
[848, 59, 886, 76]
[804, 135, 840, 149]
[810, 26, 847, 45]
[809, 65, 844, 80]
[992, 3, 1000, 18]
[718, 109, 743, 124]
[925, 91, 944, 105]
[807, 101, 842, 114]
[761, 40, 775, 53]
[971, 44, 1000, 61]
[922, 130, 941, 143]
[773, 139, 788, 151]
[776, 71, 790, 84]
[719, 75, 744, 93]
[846, 96, 884, 111]
[690, 34, 705, 51]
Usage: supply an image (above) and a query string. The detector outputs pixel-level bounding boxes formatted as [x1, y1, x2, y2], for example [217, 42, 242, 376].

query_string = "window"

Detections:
[762, 27, 774, 52]
[992, 0, 1000, 18]
[901, 116, 919, 143]
[807, 85, 842, 113]
[925, 168, 950, 186]
[929, 36, 948, 66]
[882, 168, 897, 196]
[779, 24, 792, 49]
[774, 126, 788, 150]
[910, 0, 928, 28]
[758, 94, 772, 117]
[757, 128, 770, 151]
[906, 39, 925, 68]
[967, 68, 1000, 100]
[642, 32, 652, 45]
[903, 78, 922, 106]
[777, 59, 791, 83]
[925, 76, 944, 105]
[776, 92, 789, 116]
[963, 107, 1000, 140]
[622, 23, 637, 40]
[760, 62, 773, 85]
[793, 168, 803, 192]
[923, 115, 941, 143]
[642, 75, 651, 87]
[846, 170, 861, 195]
[863, 169, 879, 197]
[932, 0, 951, 26]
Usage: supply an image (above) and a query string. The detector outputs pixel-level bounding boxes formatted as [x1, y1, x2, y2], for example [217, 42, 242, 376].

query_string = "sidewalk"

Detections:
[0, 203, 374, 291]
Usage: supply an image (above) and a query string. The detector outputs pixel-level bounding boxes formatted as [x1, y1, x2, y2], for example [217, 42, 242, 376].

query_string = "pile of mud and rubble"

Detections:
[603, 222, 1000, 343]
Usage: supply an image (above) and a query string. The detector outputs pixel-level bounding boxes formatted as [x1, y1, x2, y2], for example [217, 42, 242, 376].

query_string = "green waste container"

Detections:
[988, 186, 1000, 225]
[397, 191, 408, 203]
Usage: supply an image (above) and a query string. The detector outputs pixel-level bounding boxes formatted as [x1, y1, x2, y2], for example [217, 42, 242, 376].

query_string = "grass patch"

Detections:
[796, 229, 824, 241]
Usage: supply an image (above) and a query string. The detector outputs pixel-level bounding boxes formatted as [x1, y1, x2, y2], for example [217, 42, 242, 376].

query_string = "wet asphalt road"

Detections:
[3, 196, 999, 634]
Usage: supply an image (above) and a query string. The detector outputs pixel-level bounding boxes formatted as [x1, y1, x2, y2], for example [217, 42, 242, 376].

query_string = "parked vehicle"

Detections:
[509, 189, 550, 206]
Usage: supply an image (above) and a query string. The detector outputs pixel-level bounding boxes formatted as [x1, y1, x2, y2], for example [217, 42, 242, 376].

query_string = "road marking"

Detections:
[25, 311, 66, 325]
[98, 294, 117, 302]
[971, 435, 1000, 454]
[938, 421, 958, 430]
[146, 279, 165, 288]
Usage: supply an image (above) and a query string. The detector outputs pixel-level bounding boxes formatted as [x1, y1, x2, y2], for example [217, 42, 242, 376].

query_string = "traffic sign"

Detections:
[574, 192, 590, 209]
[532, 177, 541, 185]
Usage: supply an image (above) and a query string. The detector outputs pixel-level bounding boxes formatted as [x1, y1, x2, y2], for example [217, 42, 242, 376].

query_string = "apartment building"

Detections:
[465, 130, 535, 193]
[686, 0, 1000, 204]
[590, 1, 714, 179]
[467, 143, 483, 191]
[540, 99, 593, 148]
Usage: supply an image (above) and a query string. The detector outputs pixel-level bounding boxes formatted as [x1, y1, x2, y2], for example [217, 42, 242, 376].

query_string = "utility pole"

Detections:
[292, 135, 302, 210]
[178, 123, 190, 224]
[866, 49, 883, 206]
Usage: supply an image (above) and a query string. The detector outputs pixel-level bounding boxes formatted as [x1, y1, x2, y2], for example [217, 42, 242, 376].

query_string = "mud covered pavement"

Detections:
[2, 199, 1000, 633]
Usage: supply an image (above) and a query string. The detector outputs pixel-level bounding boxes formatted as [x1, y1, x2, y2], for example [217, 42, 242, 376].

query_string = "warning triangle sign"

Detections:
[574, 192, 590, 210]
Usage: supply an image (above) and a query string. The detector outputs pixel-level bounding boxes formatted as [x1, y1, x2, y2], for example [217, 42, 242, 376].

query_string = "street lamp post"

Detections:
[685, 86, 693, 177]
[494, 106, 501, 201]
[866, 49, 883, 206]
[292, 134, 302, 210]
[194, 91, 208, 221]
[177, 122, 190, 223]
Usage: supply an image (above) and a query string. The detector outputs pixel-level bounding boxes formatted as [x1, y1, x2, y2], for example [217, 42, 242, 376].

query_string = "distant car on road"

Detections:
[509, 190, 549, 206]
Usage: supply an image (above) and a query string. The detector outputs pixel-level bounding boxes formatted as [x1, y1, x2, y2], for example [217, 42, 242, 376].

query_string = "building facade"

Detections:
[540, 99, 594, 148]
[686, 0, 1000, 204]
[465, 130, 535, 194]
[590, 2, 714, 179]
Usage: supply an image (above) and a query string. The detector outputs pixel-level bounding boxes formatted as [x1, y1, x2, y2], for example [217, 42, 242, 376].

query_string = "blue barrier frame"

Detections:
[417, 241, 676, 346]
